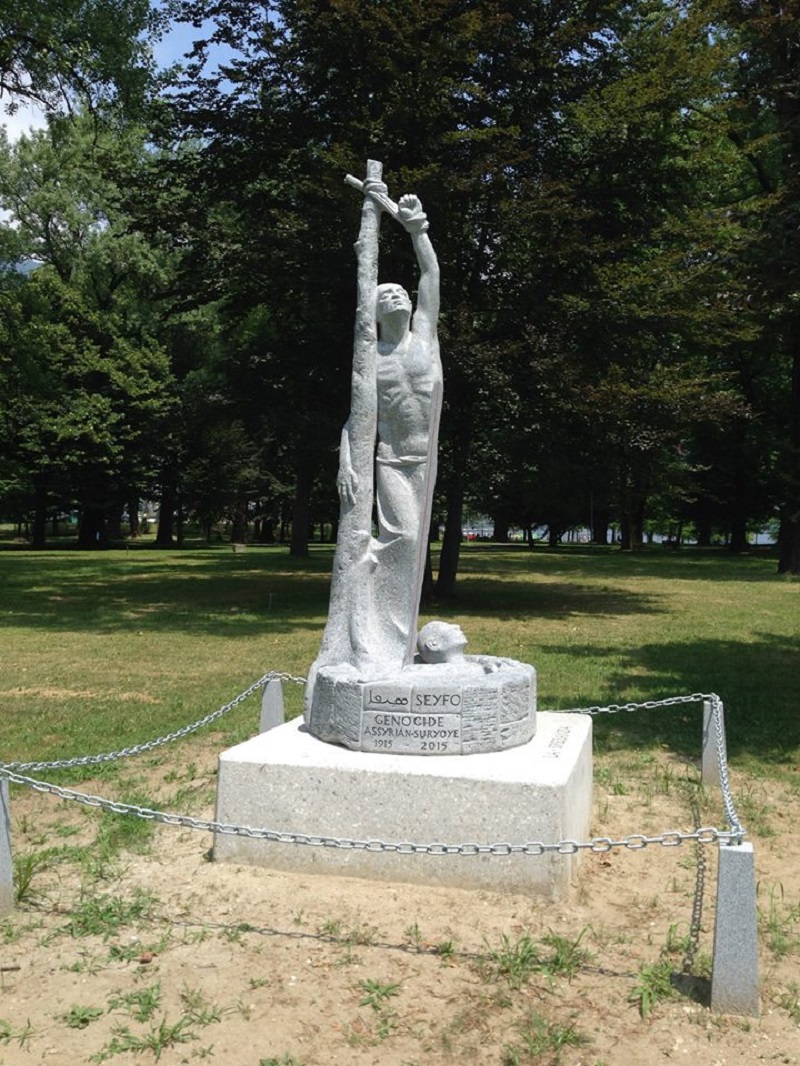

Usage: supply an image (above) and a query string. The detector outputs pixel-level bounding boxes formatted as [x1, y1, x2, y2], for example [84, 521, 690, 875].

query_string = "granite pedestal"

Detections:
[214, 711, 592, 898]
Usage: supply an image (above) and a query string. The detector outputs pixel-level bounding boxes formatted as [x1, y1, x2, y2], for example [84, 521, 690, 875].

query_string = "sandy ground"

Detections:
[1, 742, 799, 1066]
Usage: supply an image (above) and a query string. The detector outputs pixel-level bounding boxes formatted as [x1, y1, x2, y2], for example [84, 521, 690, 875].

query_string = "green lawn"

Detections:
[0, 541, 796, 777]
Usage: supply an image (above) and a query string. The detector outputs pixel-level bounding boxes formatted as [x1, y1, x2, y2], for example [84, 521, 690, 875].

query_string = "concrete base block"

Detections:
[214, 712, 592, 898]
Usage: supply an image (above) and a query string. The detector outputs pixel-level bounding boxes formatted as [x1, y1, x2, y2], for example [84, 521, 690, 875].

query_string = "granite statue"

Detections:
[304, 160, 536, 755]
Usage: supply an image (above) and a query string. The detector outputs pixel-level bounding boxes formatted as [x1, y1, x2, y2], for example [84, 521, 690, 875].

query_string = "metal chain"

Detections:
[0, 672, 307, 773]
[710, 695, 746, 840]
[545, 692, 714, 716]
[0, 765, 744, 855]
[550, 691, 747, 842]
[682, 793, 707, 976]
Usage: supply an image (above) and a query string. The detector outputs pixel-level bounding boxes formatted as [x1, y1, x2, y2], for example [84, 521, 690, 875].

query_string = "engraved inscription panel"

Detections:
[360, 682, 463, 754]
[542, 724, 571, 758]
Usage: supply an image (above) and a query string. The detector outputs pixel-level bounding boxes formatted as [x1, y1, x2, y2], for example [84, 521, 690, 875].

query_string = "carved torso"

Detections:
[376, 331, 441, 461]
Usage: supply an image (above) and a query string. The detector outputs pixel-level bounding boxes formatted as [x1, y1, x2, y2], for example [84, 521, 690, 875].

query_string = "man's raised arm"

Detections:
[397, 194, 440, 334]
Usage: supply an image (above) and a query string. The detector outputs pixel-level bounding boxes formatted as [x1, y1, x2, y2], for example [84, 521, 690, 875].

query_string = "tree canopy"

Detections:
[0, 0, 797, 575]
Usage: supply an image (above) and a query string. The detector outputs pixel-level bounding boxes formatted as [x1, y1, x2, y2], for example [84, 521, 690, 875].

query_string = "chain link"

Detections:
[0, 672, 307, 773]
[709, 696, 746, 841]
[0, 765, 744, 856]
[545, 692, 713, 716]
[682, 794, 707, 976]
[1, 689, 749, 860]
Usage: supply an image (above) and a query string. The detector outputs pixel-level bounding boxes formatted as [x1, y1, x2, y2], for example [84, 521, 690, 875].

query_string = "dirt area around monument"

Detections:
[1, 741, 799, 1066]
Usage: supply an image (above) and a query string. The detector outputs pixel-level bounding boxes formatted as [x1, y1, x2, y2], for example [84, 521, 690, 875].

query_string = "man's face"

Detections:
[376, 284, 412, 320]
[440, 624, 468, 654]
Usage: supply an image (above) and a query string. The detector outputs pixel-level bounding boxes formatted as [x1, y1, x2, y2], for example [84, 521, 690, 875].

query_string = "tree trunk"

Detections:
[31, 481, 48, 550]
[696, 516, 712, 548]
[231, 498, 248, 543]
[106, 507, 124, 541]
[156, 484, 177, 547]
[778, 316, 800, 573]
[128, 496, 141, 538]
[290, 462, 313, 557]
[492, 517, 510, 542]
[591, 511, 610, 545]
[436, 481, 464, 598]
[78, 506, 108, 549]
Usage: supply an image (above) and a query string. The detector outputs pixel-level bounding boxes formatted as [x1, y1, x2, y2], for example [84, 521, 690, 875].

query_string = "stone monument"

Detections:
[304, 160, 537, 757]
[213, 161, 592, 898]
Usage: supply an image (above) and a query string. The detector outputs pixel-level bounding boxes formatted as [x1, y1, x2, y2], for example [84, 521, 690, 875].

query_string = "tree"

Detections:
[705, 1, 800, 572]
[0, 114, 176, 545]
[0, 0, 168, 116]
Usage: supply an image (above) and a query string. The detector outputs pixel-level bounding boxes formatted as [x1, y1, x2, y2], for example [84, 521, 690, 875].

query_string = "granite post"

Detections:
[0, 779, 13, 916]
[711, 841, 759, 1016]
[260, 679, 285, 733]
[702, 698, 724, 788]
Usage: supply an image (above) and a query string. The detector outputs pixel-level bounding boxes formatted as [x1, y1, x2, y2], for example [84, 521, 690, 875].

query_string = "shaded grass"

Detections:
[0, 542, 796, 778]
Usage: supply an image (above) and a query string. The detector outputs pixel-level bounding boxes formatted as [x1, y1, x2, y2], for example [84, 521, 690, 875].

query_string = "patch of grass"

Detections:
[540, 929, 592, 977]
[179, 985, 224, 1025]
[317, 918, 342, 937]
[775, 982, 800, 1024]
[482, 933, 541, 989]
[480, 929, 590, 989]
[260, 1056, 302, 1066]
[0, 1017, 34, 1048]
[630, 959, 678, 1018]
[759, 882, 800, 958]
[108, 982, 162, 1022]
[345, 922, 378, 946]
[90, 1016, 197, 1063]
[12, 849, 50, 905]
[502, 1011, 589, 1064]
[94, 793, 157, 858]
[63, 888, 158, 939]
[1, 546, 797, 780]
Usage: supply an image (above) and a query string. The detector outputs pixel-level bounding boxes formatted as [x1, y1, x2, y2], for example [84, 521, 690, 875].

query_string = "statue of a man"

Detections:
[336, 186, 441, 666]
[306, 167, 441, 717]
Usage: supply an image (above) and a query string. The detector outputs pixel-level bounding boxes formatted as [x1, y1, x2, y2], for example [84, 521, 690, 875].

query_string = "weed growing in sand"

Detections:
[318, 918, 342, 937]
[358, 978, 400, 1011]
[13, 849, 50, 905]
[480, 929, 590, 989]
[435, 939, 456, 962]
[759, 882, 800, 958]
[63, 889, 158, 939]
[0, 1017, 34, 1048]
[94, 793, 156, 858]
[540, 930, 592, 977]
[106, 931, 170, 964]
[482, 933, 541, 989]
[180, 985, 225, 1025]
[90, 1016, 197, 1063]
[345, 922, 378, 946]
[403, 922, 423, 948]
[630, 959, 677, 1017]
[108, 982, 162, 1023]
[502, 1011, 588, 1064]
[775, 982, 800, 1024]
[61, 1004, 105, 1029]
[259, 1056, 302, 1066]
[219, 921, 254, 944]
